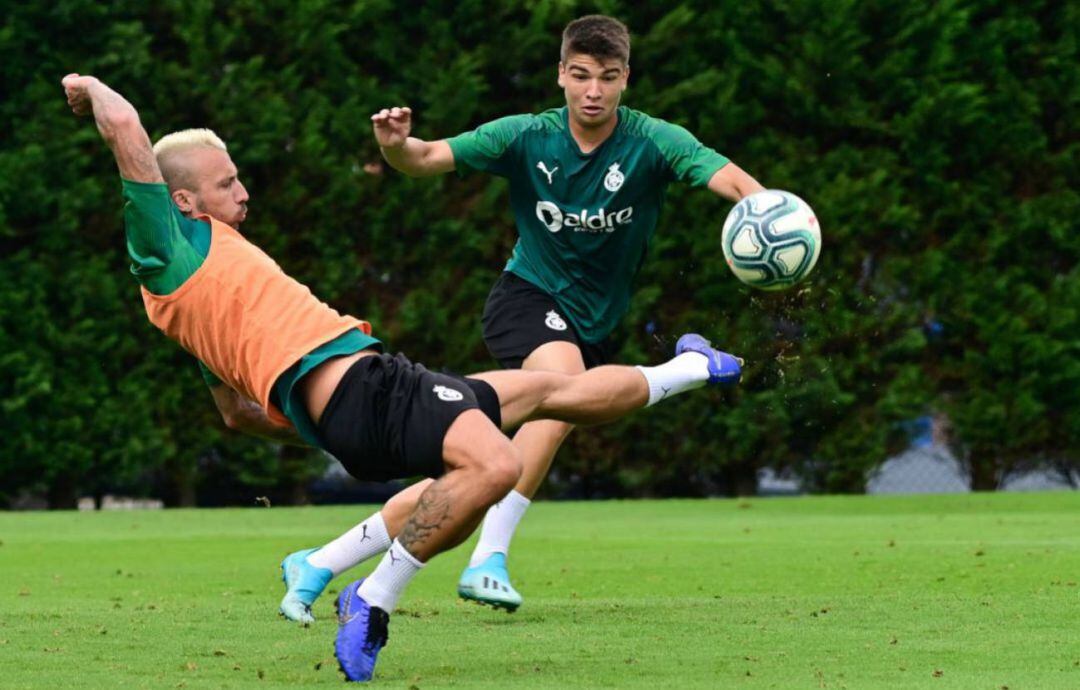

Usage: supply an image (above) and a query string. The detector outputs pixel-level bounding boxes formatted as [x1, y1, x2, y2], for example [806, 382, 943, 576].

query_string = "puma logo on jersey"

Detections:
[537, 161, 559, 185]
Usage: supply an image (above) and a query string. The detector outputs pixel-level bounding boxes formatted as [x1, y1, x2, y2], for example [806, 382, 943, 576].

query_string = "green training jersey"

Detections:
[447, 106, 729, 342]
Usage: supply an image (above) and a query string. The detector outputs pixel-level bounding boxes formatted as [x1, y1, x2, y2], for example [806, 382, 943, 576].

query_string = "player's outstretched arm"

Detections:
[707, 162, 766, 202]
[61, 74, 163, 184]
[208, 385, 306, 446]
[371, 106, 455, 177]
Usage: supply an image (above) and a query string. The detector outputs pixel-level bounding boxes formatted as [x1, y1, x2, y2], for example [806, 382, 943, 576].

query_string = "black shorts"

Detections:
[482, 272, 614, 370]
[316, 353, 501, 482]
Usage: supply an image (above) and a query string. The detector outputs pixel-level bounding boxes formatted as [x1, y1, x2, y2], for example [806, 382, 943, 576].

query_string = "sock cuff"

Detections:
[504, 489, 532, 509]
[370, 511, 390, 540]
[391, 539, 426, 569]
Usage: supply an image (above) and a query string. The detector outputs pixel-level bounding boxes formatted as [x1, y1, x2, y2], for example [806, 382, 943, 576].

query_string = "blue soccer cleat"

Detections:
[457, 553, 522, 612]
[280, 547, 333, 624]
[675, 333, 743, 387]
[335, 579, 389, 682]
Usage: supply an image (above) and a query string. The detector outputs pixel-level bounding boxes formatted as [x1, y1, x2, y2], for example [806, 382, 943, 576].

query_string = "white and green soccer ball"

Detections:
[721, 190, 821, 290]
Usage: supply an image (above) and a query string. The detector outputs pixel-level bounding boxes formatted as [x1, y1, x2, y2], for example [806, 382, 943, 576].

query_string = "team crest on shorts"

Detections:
[604, 163, 625, 192]
[433, 385, 464, 402]
[545, 310, 568, 331]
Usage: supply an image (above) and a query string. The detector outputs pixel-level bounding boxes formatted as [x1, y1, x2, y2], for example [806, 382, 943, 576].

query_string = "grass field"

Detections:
[1, 493, 1078, 688]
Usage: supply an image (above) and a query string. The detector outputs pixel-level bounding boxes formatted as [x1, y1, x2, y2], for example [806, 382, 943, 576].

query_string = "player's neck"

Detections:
[568, 112, 618, 154]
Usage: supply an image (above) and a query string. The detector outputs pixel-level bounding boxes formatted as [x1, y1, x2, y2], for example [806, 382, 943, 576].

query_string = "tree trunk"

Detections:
[720, 462, 758, 497]
[162, 462, 197, 507]
[47, 475, 78, 510]
[969, 450, 999, 491]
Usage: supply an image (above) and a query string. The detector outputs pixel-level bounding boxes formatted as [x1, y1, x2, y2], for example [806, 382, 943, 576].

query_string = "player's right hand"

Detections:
[371, 107, 412, 148]
[62, 73, 99, 116]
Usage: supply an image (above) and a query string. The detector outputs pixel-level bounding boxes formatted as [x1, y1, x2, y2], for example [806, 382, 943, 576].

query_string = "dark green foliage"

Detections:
[1, 0, 1076, 506]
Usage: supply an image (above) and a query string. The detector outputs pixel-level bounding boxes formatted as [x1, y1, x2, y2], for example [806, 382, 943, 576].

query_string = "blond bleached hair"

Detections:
[152, 128, 228, 191]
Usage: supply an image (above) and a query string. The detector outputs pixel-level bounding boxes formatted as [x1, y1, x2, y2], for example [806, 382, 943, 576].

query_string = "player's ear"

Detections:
[557, 62, 566, 89]
[172, 189, 194, 214]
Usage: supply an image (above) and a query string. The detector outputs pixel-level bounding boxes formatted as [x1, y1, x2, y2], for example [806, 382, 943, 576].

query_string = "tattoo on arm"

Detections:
[398, 481, 453, 553]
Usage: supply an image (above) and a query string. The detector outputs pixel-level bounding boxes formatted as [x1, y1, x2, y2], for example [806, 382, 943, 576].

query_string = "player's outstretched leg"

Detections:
[471, 332, 741, 430]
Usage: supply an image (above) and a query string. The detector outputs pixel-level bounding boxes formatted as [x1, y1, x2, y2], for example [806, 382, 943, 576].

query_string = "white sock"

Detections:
[356, 539, 424, 613]
[469, 490, 531, 568]
[307, 512, 391, 576]
[636, 352, 710, 406]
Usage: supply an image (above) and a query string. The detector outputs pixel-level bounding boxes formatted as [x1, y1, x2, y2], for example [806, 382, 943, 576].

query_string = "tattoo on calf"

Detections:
[398, 481, 452, 553]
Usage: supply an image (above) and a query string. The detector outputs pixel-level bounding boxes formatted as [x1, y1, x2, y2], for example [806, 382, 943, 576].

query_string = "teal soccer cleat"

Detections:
[280, 547, 333, 624]
[457, 553, 522, 612]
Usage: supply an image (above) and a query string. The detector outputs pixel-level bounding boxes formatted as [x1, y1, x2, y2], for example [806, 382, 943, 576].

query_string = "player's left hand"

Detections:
[61, 73, 99, 116]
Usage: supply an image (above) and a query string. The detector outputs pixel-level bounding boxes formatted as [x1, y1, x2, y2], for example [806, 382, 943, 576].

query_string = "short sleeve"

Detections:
[446, 114, 535, 177]
[648, 119, 730, 187]
[122, 179, 207, 294]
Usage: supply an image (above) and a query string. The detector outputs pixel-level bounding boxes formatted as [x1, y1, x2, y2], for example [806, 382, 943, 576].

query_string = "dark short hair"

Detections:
[560, 15, 630, 65]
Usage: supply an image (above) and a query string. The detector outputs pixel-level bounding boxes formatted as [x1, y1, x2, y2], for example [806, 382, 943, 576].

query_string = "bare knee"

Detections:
[464, 441, 522, 504]
[442, 410, 523, 504]
[524, 371, 575, 421]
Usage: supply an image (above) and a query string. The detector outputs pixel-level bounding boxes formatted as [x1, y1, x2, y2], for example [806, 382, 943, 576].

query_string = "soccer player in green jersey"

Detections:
[369, 15, 766, 610]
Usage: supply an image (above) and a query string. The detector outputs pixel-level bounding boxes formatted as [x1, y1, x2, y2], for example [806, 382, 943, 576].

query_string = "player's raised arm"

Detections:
[62, 74, 163, 184]
[707, 162, 766, 202]
[371, 106, 455, 177]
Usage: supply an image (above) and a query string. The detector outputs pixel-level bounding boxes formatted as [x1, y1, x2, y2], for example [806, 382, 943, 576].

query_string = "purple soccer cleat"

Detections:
[334, 579, 389, 682]
[675, 333, 743, 387]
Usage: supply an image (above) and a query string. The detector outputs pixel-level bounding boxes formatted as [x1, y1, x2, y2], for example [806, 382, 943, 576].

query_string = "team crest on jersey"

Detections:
[433, 385, 464, 402]
[604, 163, 625, 192]
[544, 310, 568, 331]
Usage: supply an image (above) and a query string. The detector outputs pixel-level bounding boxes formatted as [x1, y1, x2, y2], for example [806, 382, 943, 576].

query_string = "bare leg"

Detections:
[380, 479, 432, 537]
[355, 410, 522, 616]
[395, 410, 522, 561]
[512, 341, 585, 496]
[470, 365, 650, 431]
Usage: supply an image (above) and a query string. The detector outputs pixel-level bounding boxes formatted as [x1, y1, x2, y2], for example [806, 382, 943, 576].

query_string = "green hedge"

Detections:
[1, 0, 1076, 506]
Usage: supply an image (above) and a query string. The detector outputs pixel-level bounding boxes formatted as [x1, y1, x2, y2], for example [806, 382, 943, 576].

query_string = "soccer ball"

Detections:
[721, 190, 821, 290]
